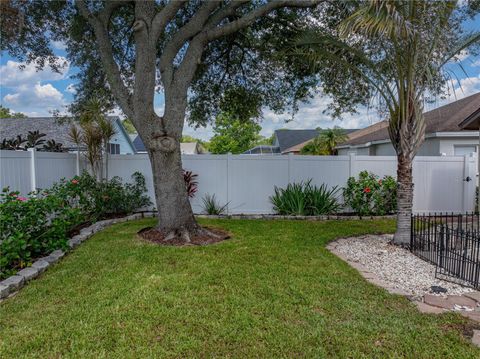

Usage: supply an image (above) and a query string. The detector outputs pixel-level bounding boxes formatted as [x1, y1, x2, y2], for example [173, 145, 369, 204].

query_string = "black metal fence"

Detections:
[411, 213, 480, 289]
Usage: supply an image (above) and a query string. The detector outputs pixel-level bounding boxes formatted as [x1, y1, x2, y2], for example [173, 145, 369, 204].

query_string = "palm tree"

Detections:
[294, 0, 480, 245]
[319, 127, 348, 155]
[71, 98, 117, 180]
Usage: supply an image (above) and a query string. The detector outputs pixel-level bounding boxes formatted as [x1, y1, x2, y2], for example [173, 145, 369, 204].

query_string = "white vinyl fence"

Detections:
[1, 149, 477, 214]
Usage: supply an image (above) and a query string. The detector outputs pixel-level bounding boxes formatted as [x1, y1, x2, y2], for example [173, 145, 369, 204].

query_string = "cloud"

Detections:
[471, 59, 480, 67]
[0, 57, 69, 87]
[0, 58, 70, 116]
[259, 93, 381, 137]
[51, 40, 67, 50]
[2, 82, 67, 116]
[435, 74, 480, 106]
[65, 83, 77, 94]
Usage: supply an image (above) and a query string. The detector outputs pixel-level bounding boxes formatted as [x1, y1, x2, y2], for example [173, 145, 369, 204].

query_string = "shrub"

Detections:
[343, 171, 397, 216]
[0, 172, 151, 279]
[270, 180, 341, 216]
[49, 171, 151, 220]
[0, 190, 83, 279]
[202, 194, 228, 215]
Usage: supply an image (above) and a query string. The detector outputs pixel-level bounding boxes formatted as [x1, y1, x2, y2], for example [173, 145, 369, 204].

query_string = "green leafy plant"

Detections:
[202, 194, 228, 215]
[0, 171, 151, 279]
[270, 180, 341, 216]
[343, 171, 397, 216]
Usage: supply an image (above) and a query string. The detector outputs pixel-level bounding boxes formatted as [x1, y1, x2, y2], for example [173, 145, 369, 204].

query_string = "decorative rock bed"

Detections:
[327, 234, 480, 347]
[0, 212, 155, 301]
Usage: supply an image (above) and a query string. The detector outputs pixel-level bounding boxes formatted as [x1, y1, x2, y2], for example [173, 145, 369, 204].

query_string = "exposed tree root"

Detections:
[138, 225, 229, 246]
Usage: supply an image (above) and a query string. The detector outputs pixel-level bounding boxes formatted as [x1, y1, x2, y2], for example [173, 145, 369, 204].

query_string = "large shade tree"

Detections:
[293, 0, 480, 245]
[4, 0, 361, 241]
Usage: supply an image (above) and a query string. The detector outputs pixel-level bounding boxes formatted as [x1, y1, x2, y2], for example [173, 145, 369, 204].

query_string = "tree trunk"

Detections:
[394, 155, 414, 246]
[148, 141, 200, 241]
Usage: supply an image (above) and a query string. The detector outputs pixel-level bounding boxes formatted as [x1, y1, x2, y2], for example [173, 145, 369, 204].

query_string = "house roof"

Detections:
[0, 116, 135, 152]
[340, 92, 480, 147]
[278, 128, 359, 153]
[132, 135, 200, 154]
[275, 129, 320, 153]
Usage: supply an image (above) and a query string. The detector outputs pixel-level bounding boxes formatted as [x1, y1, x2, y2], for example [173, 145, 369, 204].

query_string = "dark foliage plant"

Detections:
[183, 170, 198, 198]
[343, 171, 397, 216]
[270, 180, 341, 216]
[0, 171, 151, 279]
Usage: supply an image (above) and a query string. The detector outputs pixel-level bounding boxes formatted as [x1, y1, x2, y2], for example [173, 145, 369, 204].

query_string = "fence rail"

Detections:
[411, 213, 480, 289]
[1, 150, 477, 214]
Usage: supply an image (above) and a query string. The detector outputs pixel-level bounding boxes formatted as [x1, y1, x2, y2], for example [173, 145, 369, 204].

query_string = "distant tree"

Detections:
[209, 112, 262, 154]
[0, 105, 27, 119]
[300, 127, 347, 155]
[254, 133, 275, 146]
[122, 119, 137, 134]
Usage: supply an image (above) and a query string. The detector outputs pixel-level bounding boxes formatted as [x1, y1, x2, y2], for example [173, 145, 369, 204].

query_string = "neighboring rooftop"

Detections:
[275, 128, 358, 154]
[274, 129, 320, 153]
[340, 93, 480, 147]
[0, 117, 81, 149]
[0, 116, 135, 152]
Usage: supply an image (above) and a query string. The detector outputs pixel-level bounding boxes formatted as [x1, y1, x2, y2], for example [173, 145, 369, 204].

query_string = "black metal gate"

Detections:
[411, 213, 480, 289]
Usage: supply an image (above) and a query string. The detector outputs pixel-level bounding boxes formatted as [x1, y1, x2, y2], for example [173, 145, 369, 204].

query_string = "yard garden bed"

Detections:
[0, 218, 479, 358]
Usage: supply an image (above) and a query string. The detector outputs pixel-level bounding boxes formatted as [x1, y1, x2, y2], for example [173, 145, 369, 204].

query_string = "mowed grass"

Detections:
[0, 219, 479, 358]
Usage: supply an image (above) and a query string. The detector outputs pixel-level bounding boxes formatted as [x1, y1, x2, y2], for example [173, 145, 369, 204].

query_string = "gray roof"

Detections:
[275, 129, 320, 152]
[132, 135, 147, 152]
[341, 92, 480, 147]
[275, 128, 358, 153]
[0, 116, 129, 150]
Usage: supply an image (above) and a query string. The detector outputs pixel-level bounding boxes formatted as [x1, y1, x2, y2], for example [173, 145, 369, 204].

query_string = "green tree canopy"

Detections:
[208, 112, 262, 154]
[300, 127, 348, 155]
[0, 105, 27, 119]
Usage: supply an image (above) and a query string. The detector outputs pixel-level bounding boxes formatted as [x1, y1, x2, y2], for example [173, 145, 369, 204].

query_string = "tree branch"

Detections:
[76, 0, 134, 119]
[205, 0, 322, 41]
[151, 1, 187, 42]
[159, 1, 222, 87]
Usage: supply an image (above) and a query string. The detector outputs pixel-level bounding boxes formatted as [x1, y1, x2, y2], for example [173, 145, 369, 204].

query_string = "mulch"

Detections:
[137, 226, 230, 246]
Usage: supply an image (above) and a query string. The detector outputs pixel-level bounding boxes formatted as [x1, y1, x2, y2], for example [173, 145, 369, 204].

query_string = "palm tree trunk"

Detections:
[394, 155, 413, 246]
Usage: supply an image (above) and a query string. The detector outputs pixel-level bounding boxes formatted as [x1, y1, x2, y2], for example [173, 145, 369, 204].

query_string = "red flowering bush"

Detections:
[343, 171, 397, 216]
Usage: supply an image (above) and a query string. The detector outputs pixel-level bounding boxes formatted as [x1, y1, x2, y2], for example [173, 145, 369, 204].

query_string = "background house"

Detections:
[0, 116, 136, 154]
[244, 128, 357, 155]
[337, 93, 480, 156]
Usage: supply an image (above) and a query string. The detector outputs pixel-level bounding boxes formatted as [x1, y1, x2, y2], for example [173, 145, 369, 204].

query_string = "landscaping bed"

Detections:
[0, 218, 479, 358]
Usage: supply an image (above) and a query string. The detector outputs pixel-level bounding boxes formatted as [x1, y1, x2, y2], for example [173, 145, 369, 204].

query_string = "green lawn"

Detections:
[0, 218, 478, 358]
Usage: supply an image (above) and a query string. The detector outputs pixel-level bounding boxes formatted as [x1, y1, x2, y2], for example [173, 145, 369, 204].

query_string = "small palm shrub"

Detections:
[343, 171, 397, 216]
[270, 180, 341, 216]
[202, 193, 228, 215]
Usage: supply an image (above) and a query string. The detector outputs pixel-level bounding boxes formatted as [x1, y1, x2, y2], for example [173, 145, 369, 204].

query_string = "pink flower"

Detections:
[11, 193, 18, 198]
[17, 196, 27, 202]
[363, 187, 371, 193]
[71, 179, 79, 185]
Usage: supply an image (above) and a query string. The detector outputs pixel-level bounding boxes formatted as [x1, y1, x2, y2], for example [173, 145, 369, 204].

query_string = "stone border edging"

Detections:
[194, 214, 396, 221]
[0, 212, 155, 301]
[327, 237, 480, 348]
